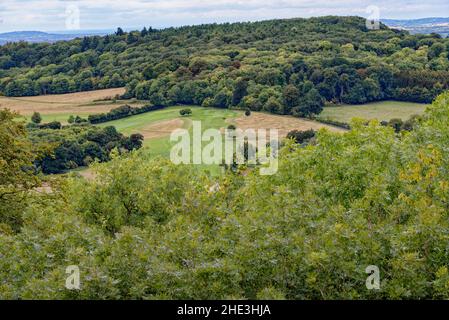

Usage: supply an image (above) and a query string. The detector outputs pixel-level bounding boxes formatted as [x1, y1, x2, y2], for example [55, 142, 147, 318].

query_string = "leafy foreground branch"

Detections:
[1, 93, 449, 299]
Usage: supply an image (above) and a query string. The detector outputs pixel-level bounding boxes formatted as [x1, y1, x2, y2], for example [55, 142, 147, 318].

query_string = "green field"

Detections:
[98, 106, 240, 156]
[319, 101, 429, 123]
[96, 106, 240, 175]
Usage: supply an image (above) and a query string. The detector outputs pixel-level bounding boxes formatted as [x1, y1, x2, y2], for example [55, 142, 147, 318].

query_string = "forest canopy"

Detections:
[1, 16, 448, 118]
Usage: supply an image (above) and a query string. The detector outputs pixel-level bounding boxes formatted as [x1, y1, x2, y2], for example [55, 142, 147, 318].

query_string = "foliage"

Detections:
[31, 112, 42, 124]
[1, 16, 448, 117]
[28, 124, 144, 174]
[287, 129, 316, 144]
[0, 110, 47, 232]
[179, 108, 192, 116]
[1, 92, 449, 299]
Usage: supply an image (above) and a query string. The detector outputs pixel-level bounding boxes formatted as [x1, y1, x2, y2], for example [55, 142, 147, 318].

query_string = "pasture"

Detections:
[319, 100, 429, 123]
[0, 88, 134, 123]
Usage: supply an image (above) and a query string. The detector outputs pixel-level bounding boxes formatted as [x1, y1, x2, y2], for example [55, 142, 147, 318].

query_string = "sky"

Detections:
[0, 0, 448, 32]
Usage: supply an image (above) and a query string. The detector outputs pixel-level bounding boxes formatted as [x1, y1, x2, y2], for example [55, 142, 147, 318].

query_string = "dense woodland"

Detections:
[28, 124, 144, 174]
[1, 16, 449, 118]
[1, 92, 449, 299]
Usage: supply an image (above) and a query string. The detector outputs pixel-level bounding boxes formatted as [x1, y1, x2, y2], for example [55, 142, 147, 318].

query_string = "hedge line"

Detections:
[88, 104, 165, 124]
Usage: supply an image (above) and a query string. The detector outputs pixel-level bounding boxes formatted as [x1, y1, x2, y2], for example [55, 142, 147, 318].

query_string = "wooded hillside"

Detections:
[1, 16, 448, 117]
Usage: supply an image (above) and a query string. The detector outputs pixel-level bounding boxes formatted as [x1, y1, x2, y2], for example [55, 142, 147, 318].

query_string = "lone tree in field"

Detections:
[31, 112, 42, 124]
[179, 108, 192, 117]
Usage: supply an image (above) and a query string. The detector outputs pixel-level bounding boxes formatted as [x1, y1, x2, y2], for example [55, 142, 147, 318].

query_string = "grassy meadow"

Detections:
[319, 100, 429, 123]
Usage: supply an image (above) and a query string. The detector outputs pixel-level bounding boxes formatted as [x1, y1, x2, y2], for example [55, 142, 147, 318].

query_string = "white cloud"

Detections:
[0, 0, 448, 32]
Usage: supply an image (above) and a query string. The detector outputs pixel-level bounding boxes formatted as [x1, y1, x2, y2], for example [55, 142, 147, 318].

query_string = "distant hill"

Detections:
[382, 18, 449, 37]
[0, 30, 110, 45]
[1, 16, 448, 110]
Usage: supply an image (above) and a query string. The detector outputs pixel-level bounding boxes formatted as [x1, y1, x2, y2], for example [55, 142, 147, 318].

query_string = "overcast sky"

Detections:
[0, 0, 448, 32]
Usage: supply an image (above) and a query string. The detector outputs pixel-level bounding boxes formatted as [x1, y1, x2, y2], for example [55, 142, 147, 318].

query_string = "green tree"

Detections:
[282, 84, 300, 115]
[179, 108, 192, 116]
[232, 78, 248, 106]
[0, 110, 45, 232]
[31, 112, 42, 124]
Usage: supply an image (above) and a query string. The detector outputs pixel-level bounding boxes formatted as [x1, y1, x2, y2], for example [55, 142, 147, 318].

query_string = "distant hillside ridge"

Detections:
[0, 16, 448, 119]
[382, 17, 449, 36]
[0, 30, 110, 45]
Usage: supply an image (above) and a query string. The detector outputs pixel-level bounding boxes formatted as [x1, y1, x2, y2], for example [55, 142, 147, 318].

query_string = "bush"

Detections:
[39, 121, 62, 130]
[28, 125, 144, 174]
[287, 129, 316, 144]
[179, 108, 192, 116]
[31, 112, 42, 124]
[2, 93, 449, 299]
[388, 118, 404, 133]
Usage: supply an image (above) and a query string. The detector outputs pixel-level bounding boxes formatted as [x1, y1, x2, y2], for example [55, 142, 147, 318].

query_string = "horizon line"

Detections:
[1, 15, 449, 34]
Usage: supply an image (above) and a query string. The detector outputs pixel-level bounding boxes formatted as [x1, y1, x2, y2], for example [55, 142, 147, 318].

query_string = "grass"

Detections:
[97, 106, 240, 175]
[319, 100, 429, 123]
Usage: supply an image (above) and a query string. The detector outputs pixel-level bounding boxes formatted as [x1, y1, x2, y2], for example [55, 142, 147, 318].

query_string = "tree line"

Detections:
[27, 122, 144, 174]
[87, 104, 165, 124]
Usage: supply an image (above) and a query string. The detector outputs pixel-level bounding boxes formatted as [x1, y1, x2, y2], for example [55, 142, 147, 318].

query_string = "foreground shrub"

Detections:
[1, 93, 449, 299]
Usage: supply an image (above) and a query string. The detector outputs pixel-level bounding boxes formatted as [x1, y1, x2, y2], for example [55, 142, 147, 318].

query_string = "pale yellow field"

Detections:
[228, 112, 345, 137]
[0, 88, 127, 116]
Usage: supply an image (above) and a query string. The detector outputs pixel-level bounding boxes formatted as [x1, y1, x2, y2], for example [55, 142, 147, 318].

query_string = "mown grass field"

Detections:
[99, 106, 240, 159]
[319, 100, 429, 123]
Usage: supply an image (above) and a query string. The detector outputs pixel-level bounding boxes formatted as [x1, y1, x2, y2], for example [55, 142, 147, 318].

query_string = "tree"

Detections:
[126, 32, 138, 44]
[292, 88, 324, 117]
[287, 129, 316, 144]
[189, 58, 209, 76]
[264, 97, 282, 114]
[232, 78, 248, 106]
[213, 90, 232, 108]
[123, 133, 144, 150]
[282, 85, 300, 115]
[31, 112, 42, 124]
[116, 27, 125, 36]
[179, 108, 192, 116]
[388, 118, 404, 133]
[140, 27, 149, 37]
[0, 110, 46, 231]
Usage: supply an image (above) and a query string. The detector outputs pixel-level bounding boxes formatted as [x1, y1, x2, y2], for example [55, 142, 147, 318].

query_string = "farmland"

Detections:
[3, 90, 427, 164]
[0, 88, 132, 123]
[319, 100, 429, 123]
[4, 89, 344, 161]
